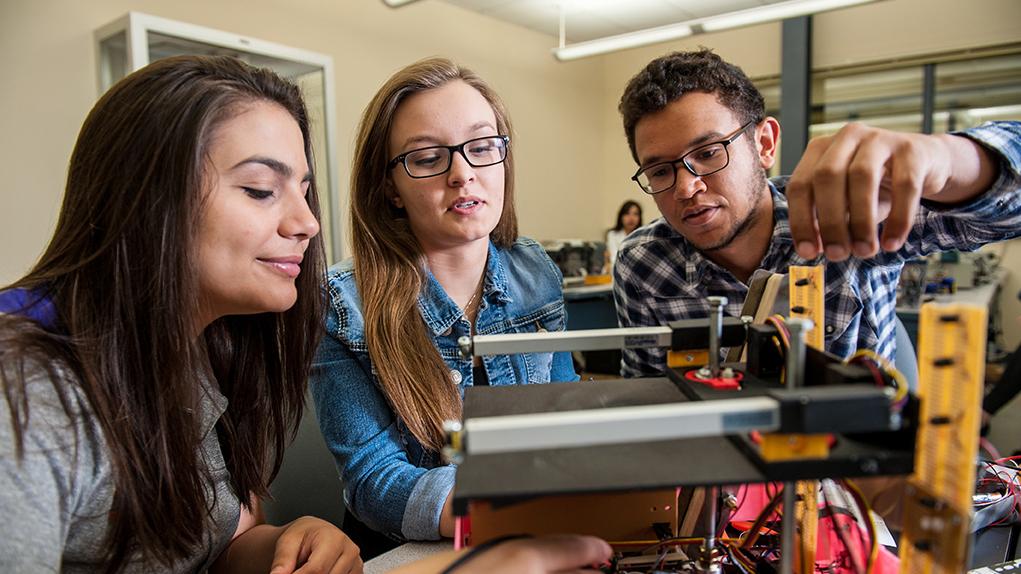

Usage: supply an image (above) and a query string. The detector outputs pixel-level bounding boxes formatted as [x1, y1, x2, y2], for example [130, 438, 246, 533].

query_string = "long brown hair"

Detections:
[0, 55, 325, 570]
[350, 58, 517, 451]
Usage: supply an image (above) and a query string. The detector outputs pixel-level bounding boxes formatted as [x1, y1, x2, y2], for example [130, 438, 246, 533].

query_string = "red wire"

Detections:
[822, 485, 865, 574]
[978, 461, 1020, 526]
[740, 487, 784, 550]
[849, 355, 886, 388]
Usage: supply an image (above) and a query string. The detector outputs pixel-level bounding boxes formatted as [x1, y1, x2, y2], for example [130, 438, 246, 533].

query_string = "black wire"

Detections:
[439, 534, 532, 574]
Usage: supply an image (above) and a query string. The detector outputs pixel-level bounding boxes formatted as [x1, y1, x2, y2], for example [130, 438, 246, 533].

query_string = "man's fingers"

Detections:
[880, 145, 925, 251]
[811, 125, 865, 261]
[787, 137, 827, 259]
[846, 136, 888, 257]
[787, 125, 955, 260]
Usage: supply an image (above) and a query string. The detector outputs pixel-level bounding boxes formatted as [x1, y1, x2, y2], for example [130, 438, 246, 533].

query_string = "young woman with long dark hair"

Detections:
[604, 200, 643, 271]
[0, 54, 358, 573]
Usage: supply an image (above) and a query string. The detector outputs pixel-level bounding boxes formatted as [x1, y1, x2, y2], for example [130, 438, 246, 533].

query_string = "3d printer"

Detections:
[442, 266, 989, 573]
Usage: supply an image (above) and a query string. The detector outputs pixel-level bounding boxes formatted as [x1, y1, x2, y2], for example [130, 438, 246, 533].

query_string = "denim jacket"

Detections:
[310, 237, 578, 541]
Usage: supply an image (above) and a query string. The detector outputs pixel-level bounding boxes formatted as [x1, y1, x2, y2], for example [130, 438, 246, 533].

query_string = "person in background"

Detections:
[604, 200, 643, 272]
[0, 53, 611, 574]
[310, 58, 578, 557]
[613, 48, 1021, 378]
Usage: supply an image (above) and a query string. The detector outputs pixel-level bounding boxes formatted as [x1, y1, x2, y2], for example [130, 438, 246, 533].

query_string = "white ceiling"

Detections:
[438, 0, 791, 44]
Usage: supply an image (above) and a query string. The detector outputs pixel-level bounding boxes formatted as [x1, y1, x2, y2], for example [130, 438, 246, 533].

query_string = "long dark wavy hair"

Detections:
[0, 55, 325, 570]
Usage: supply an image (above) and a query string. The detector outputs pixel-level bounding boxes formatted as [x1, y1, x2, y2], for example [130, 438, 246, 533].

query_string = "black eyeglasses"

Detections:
[388, 135, 510, 179]
[631, 121, 755, 195]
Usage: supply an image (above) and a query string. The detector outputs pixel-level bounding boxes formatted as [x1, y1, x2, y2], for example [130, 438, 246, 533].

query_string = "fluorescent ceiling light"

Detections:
[381, 0, 422, 7]
[702, 0, 878, 32]
[554, 23, 693, 61]
[553, 0, 879, 61]
[968, 104, 1021, 118]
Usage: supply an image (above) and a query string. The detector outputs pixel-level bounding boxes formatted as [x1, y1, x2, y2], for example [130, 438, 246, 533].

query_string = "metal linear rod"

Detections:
[780, 318, 810, 574]
[784, 318, 812, 390]
[701, 486, 719, 573]
[707, 296, 727, 377]
[461, 326, 672, 357]
[462, 396, 779, 455]
[780, 485, 797, 574]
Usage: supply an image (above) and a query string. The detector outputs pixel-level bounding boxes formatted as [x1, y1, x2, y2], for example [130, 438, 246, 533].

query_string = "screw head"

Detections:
[457, 335, 472, 358]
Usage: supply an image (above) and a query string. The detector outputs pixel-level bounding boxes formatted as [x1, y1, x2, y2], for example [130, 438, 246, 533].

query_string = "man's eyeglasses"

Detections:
[389, 135, 510, 179]
[631, 120, 755, 195]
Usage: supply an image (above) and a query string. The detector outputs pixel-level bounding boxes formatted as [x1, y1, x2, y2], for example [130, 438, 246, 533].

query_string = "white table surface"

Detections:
[897, 269, 1009, 314]
[364, 541, 452, 574]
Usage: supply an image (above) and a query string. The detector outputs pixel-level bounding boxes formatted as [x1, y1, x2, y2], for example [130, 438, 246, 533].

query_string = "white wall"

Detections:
[587, 0, 1021, 237]
[1, 0, 1019, 347]
[0, 0, 606, 284]
[581, 0, 1021, 348]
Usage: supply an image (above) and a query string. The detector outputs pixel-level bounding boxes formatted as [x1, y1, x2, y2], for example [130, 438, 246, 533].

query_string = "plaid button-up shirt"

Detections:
[613, 121, 1021, 378]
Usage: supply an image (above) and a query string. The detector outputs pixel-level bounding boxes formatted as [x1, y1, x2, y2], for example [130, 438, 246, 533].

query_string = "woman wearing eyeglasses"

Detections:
[310, 58, 578, 555]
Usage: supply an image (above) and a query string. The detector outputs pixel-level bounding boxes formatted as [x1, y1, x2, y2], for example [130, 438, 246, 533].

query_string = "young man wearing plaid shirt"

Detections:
[613, 49, 1021, 378]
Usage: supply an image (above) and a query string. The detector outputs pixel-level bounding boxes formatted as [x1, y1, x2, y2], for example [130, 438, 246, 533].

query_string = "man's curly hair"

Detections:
[619, 48, 765, 163]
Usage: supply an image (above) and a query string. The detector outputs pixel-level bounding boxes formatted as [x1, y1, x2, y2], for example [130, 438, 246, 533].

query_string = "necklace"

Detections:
[462, 274, 485, 318]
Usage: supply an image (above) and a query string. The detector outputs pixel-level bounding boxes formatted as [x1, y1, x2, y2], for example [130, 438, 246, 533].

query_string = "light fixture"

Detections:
[553, 0, 880, 61]
[968, 104, 1021, 119]
[381, 0, 423, 7]
[554, 23, 693, 61]
[701, 0, 877, 32]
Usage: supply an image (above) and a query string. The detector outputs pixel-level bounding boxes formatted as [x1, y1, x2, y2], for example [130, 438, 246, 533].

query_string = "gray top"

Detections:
[0, 360, 240, 572]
